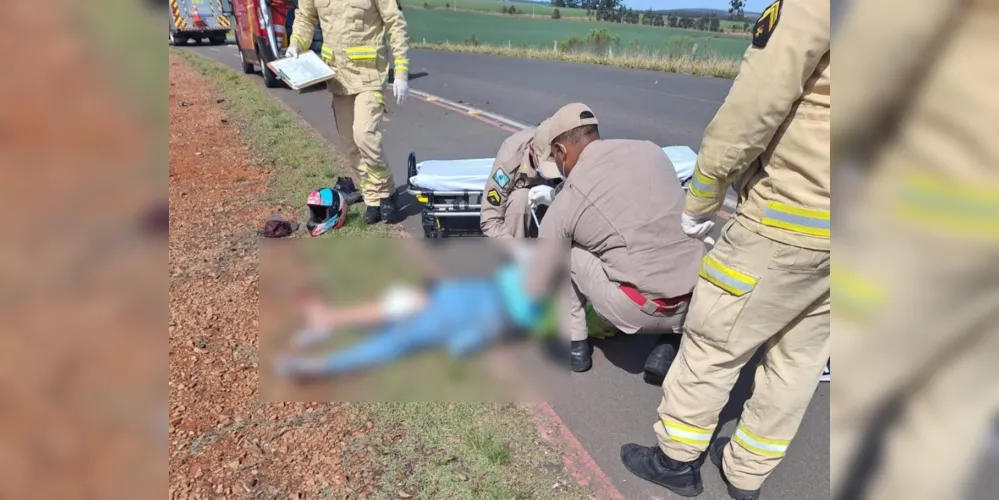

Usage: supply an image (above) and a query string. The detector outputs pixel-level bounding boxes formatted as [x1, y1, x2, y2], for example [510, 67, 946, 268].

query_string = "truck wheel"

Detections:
[239, 48, 254, 74]
[168, 32, 177, 46]
[260, 48, 281, 88]
[209, 36, 225, 45]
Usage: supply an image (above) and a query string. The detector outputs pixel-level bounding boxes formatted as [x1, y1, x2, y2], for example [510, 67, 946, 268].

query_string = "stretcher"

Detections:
[406, 146, 699, 239]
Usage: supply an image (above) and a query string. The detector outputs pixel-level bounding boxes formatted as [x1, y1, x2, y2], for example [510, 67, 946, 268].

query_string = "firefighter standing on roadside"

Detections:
[480, 119, 561, 238]
[619, 1, 830, 499]
[287, 0, 411, 224]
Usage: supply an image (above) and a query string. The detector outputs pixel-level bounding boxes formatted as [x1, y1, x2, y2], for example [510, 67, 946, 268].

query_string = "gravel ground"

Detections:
[168, 54, 385, 500]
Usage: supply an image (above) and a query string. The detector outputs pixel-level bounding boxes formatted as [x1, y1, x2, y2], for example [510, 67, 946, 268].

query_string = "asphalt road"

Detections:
[185, 44, 829, 500]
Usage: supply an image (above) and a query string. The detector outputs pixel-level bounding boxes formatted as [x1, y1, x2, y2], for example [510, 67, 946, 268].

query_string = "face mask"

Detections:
[553, 143, 567, 178]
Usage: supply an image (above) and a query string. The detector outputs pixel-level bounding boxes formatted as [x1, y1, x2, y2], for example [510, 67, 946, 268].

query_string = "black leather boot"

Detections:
[363, 205, 381, 225]
[570, 340, 592, 372]
[644, 334, 681, 386]
[709, 438, 761, 500]
[620, 443, 703, 497]
[379, 195, 396, 223]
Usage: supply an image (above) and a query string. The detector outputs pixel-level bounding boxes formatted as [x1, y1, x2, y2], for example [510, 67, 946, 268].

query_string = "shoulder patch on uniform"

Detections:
[492, 170, 511, 188]
[752, 0, 782, 48]
[486, 189, 502, 207]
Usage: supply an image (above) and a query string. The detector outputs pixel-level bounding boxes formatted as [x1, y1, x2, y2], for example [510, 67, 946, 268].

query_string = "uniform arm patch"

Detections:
[752, 0, 782, 48]
[486, 189, 503, 207]
[492, 170, 511, 189]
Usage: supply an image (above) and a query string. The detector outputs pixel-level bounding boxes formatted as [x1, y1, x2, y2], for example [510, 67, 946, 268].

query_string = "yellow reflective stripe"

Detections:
[733, 425, 789, 457]
[896, 171, 999, 239]
[761, 202, 830, 238]
[662, 419, 713, 447]
[373, 91, 385, 106]
[367, 168, 390, 179]
[699, 255, 757, 296]
[416, 195, 428, 204]
[831, 267, 886, 322]
[291, 34, 310, 51]
[346, 46, 377, 60]
[689, 168, 718, 198]
[394, 57, 409, 72]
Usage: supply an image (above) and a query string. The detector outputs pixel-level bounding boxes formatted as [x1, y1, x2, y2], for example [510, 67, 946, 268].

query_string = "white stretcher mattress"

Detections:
[409, 145, 697, 192]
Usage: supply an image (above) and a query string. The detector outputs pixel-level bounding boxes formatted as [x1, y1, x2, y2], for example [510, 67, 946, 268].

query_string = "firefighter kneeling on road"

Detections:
[287, 0, 411, 224]
[620, 1, 830, 499]
[479, 118, 562, 238]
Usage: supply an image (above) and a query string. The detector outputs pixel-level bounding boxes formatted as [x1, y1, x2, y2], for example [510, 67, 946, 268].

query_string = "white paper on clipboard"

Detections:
[266, 51, 337, 90]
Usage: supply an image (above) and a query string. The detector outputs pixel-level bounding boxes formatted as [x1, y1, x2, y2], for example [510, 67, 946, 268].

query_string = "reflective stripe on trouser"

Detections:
[831, 193, 999, 500]
[331, 91, 394, 206]
[561, 246, 687, 342]
[654, 219, 829, 491]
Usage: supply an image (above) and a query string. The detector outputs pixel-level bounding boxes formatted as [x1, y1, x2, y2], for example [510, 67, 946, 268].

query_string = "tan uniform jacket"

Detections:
[290, 0, 410, 96]
[480, 127, 544, 238]
[686, 0, 830, 251]
[527, 139, 705, 300]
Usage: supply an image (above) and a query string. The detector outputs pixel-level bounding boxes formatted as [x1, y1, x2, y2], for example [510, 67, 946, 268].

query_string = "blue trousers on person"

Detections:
[277, 279, 508, 378]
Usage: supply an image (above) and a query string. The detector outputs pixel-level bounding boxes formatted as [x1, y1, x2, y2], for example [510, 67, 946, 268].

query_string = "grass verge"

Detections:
[355, 403, 590, 499]
[173, 48, 398, 236]
[413, 40, 740, 78]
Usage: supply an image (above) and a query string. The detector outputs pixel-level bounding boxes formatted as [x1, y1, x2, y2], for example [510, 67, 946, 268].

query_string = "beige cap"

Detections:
[531, 118, 560, 179]
[547, 102, 598, 145]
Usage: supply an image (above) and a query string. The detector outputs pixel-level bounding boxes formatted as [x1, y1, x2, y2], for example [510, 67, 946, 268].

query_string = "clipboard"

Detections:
[266, 51, 337, 90]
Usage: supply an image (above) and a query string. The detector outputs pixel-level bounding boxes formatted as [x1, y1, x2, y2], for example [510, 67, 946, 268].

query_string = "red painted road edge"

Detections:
[530, 401, 627, 500]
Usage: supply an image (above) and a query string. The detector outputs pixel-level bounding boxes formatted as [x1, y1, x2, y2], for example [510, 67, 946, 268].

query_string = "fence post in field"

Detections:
[609, 46, 613, 58]
[508, 40, 511, 48]
[692, 43, 698, 58]
[553, 40, 558, 52]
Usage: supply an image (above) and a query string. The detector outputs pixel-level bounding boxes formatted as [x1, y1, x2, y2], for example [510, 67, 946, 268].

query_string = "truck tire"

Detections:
[209, 36, 225, 45]
[168, 31, 179, 46]
[239, 48, 254, 74]
[260, 50, 281, 88]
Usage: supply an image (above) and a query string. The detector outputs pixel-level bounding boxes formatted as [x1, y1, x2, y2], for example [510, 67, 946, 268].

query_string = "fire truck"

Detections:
[169, 0, 232, 46]
[232, 0, 323, 88]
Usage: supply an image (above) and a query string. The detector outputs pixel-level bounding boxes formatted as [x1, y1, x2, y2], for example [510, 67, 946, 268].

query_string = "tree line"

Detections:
[546, 0, 754, 33]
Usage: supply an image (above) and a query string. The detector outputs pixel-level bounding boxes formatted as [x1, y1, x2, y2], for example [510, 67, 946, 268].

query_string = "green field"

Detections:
[404, 8, 751, 60]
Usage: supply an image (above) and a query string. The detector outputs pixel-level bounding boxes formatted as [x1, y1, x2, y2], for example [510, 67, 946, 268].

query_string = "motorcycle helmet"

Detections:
[306, 187, 348, 236]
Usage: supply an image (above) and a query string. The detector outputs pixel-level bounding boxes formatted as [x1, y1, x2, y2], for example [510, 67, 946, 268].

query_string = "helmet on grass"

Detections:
[306, 188, 348, 236]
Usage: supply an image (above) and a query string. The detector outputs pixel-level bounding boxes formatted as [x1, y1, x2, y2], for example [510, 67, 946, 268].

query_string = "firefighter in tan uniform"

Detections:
[287, 0, 410, 224]
[620, 1, 830, 498]
[831, 1, 999, 499]
[479, 119, 561, 238]
[524, 103, 705, 373]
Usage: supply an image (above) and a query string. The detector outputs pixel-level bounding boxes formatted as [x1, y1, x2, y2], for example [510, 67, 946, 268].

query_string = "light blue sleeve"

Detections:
[495, 264, 544, 329]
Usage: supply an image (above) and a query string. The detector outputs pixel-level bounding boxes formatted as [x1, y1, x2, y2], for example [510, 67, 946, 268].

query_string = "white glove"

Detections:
[681, 213, 715, 240]
[392, 78, 409, 105]
[528, 185, 555, 207]
[285, 45, 300, 58]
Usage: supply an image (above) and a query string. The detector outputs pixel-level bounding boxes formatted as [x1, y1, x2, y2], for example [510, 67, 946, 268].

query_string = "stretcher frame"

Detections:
[406, 149, 695, 239]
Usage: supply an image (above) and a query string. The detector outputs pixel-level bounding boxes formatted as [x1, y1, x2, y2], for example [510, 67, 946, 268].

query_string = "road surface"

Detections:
[184, 44, 830, 500]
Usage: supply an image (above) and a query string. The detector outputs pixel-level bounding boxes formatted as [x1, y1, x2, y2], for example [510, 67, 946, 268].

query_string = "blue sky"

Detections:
[623, 0, 770, 13]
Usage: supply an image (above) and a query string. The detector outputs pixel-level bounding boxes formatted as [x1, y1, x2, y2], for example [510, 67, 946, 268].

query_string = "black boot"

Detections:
[620, 443, 703, 497]
[570, 340, 592, 372]
[379, 195, 396, 223]
[643, 334, 681, 386]
[363, 205, 381, 225]
[709, 438, 761, 500]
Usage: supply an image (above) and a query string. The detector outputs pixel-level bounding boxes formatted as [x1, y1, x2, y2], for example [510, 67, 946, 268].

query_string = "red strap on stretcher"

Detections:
[619, 284, 691, 313]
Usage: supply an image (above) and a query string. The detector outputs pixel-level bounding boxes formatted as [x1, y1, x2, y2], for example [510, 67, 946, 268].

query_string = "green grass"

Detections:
[174, 49, 399, 236]
[355, 403, 590, 499]
[404, 8, 751, 61]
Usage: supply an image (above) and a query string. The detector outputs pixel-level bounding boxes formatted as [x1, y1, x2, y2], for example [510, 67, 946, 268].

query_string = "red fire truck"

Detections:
[232, 0, 321, 88]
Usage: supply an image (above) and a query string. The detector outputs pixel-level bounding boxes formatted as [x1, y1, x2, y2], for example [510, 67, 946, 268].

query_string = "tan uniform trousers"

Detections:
[831, 195, 999, 500]
[486, 188, 531, 239]
[560, 246, 688, 342]
[332, 90, 395, 207]
[654, 219, 830, 491]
